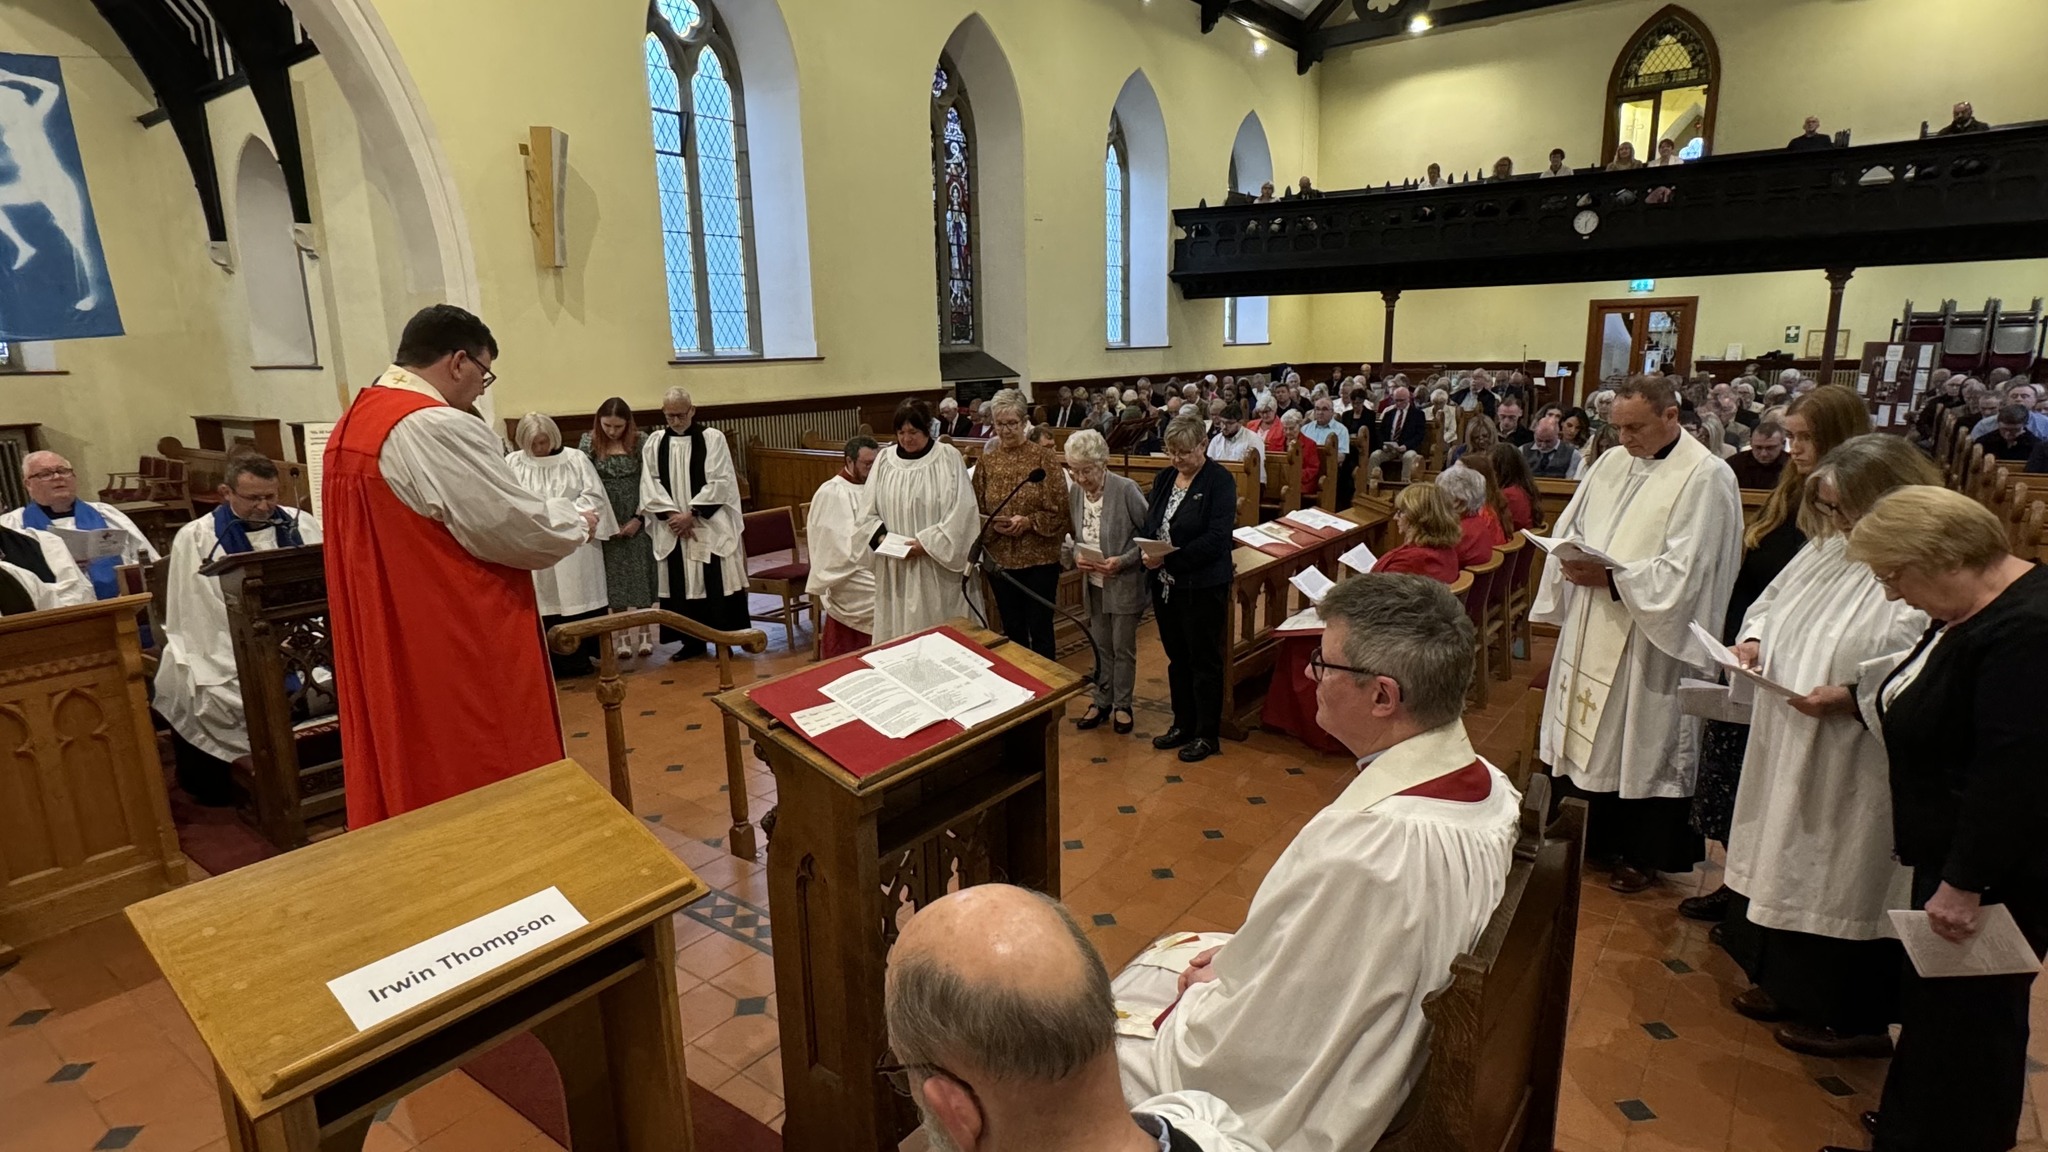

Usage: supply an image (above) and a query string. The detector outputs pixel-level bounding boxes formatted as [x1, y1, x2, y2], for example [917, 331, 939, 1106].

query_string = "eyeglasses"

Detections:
[878, 1054, 979, 1107]
[1871, 568, 1904, 591]
[26, 467, 75, 481]
[1306, 650, 1397, 686]
[462, 350, 496, 387]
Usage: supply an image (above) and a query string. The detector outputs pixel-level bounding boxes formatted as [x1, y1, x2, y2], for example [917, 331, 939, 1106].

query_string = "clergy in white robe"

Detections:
[639, 386, 748, 653]
[1532, 377, 1741, 891]
[804, 435, 880, 658]
[507, 413, 615, 677]
[1115, 575, 1518, 1152]
[0, 558, 58, 614]
[863, 409, 979, 643]
[0, 523, 93, 608]
[154, 459, 323, 804]
[8, 451, 159, 601]
[1721, 439, 1940, 1053]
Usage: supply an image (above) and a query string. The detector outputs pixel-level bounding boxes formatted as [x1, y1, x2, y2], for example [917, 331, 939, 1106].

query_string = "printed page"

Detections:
[1890, 906, 2042, 978]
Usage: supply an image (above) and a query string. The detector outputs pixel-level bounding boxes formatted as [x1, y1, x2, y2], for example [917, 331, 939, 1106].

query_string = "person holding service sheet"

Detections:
[1717, 436, 1938, 1060]
[1531, 375, 1742, 895]
[1142, 413, 1239, 764]
[5, 450, 157, 600]
[1063, 429, 1149, 734]
[1802, 487, 2048, 1152]
[864, 399, 980, 643]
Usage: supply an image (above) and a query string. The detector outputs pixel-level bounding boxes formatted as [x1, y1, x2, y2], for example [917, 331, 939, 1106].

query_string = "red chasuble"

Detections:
[324, 387, 564, 827]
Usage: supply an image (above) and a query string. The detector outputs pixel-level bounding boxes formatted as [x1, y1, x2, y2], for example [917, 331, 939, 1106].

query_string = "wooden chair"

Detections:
[1448, 570, 1474, 604]
[1371, 774, 1583, 1152]
[1459, 555, 1504, 708]
[100, 455, 191, 515]
[1260, 444, 1304, 519]
[741, 506, 812, 649]
[1489, 535, 1527, 679]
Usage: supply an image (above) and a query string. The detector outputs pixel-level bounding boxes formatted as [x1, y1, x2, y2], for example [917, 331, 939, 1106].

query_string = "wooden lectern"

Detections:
[126, 761, 705, 1152]
[203, 544, 344, 850]
[0, 596, 186, 964]
[714, 622, 1086, 1152]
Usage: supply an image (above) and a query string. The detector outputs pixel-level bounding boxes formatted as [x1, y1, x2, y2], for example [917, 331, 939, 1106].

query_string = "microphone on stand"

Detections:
[961, 467, 1106, 686]
[960, 467, 1045, 629]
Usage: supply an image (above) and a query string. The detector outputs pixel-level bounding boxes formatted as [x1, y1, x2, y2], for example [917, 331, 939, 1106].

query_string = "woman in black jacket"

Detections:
[1813, 486, 2048, 1152]
[1141, 412, 1239, 764]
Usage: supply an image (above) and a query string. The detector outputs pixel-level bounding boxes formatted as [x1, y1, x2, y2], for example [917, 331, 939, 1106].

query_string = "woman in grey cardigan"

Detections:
[1063, 429, 1150, 734]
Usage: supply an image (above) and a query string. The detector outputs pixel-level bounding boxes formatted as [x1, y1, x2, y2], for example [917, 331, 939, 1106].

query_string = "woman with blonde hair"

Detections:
[1684, 383, 1871, 924]
[509, 412, 615, 676]
[1371, 482, 1463, 584]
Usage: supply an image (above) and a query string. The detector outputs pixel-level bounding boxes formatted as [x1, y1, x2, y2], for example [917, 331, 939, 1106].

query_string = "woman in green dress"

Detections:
[579, 396, 659, 659]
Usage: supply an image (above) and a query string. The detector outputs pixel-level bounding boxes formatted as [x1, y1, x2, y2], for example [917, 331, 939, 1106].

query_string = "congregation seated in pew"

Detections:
[4, 451, 159, 602]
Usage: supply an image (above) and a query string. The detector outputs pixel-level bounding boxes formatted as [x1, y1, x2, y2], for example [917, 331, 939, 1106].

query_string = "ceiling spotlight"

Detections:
[1407, 14, 1433, 33]
[1252, 34, 1268, 55]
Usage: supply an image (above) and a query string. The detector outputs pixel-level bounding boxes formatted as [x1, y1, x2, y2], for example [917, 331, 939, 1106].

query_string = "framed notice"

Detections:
[1803, 328, 1848, 358]
[1856, 340, 1938, 431]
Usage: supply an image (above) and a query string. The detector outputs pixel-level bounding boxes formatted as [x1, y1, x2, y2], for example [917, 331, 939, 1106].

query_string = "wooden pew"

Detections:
[748, 442, 845, 513]
[156, 437, 310, 512]
[1532, 477, 1774, 527]
[1106, 454, 1261, 528]
[204, 544, 345, 851]
[1259, 445, 1305, 518]
[1373, 775, 1583, 1152]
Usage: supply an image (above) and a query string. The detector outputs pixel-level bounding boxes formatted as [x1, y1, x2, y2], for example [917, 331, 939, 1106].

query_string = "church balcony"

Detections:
[1171, 125, 2048, 298]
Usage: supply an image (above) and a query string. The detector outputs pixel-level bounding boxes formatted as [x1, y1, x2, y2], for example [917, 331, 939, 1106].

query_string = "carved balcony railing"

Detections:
[1172, 125, 2048, 298]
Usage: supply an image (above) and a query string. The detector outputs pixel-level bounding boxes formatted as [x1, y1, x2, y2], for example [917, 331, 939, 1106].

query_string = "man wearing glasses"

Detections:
[884, 883, 1271, 1152]
[4, 450, 157, 600]
[1111, 574, 1519, 1152]
[323, 304, 599, 830]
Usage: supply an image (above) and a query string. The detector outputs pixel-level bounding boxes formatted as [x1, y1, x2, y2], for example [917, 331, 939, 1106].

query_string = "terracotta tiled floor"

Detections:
[7, 613, 2047, 1151]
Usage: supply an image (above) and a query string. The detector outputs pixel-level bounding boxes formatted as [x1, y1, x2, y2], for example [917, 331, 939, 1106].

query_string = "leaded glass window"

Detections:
[933, 57, 978, 348]
[645, 0, 760, 357]
[1106, 115, 1129, 347]
[1606, 7, 1718, 166]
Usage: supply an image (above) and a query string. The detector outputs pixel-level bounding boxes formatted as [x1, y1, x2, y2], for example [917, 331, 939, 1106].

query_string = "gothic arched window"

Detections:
[645, 0, 759, 357]
[1105, 114, 1130, 347]
[932, 56, 978, 348]
[1604, 5, 1719, 165]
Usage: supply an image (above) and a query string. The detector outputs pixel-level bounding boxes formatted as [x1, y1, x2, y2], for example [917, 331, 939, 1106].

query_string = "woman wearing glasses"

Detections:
[970, 388, 1070, 658]
[1142, 412, 1239, 764]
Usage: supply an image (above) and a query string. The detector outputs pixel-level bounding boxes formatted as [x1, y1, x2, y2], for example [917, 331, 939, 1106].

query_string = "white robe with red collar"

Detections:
[1112, 722, 1520, 1152]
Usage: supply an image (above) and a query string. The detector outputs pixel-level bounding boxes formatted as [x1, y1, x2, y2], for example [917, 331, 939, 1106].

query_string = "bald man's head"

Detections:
[886, 884, 1112, 1085]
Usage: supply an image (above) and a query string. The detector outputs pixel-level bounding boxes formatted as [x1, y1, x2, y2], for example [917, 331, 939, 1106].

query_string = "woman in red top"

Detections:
[1281, 409, 1322, 496]
[1489, 443, 1542, 531]
[1372, 482, 1463, 584]
[1247, 398, 1287, 454]
[1438, 466, 1508, 568]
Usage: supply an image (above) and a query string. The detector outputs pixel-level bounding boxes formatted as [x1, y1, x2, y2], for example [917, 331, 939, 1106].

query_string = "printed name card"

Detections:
[325, 887, 588, 1030]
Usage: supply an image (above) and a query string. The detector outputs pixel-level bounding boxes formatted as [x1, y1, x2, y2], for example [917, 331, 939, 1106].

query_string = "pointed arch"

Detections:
[934, 14, 1025, 374]
[1603, 5, 1720, 165]
[1226, 111, 1271, 346]
[234, 136, 318, 366]
[1111, 70, 1169, 349]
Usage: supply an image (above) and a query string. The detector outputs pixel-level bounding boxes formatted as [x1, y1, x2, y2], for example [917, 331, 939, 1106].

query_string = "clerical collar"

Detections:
[1651, 435, 1678, 460]
[839, 466, 864, 485]
[897, 439, 934, 461]
[33, 503, 72, 520]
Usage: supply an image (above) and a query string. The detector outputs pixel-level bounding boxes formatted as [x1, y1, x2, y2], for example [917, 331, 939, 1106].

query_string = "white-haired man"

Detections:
[5, 450, 155, 600]
[1115, 574, 1519, 1152]
[937, 396, 976, 438]
[640, 385, 748, 655]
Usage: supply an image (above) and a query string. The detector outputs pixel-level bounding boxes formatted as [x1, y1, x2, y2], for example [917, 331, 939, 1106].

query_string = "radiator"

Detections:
[705, 408, 859, 478]
[0, 435, 25, 510]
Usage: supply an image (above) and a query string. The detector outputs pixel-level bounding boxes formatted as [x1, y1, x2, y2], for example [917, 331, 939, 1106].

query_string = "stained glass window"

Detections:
[933, 58, 977, 348]
[1105, 116, 1128, 347]
[1607, 8, 1717, 165]
[644, 0, 759, 357]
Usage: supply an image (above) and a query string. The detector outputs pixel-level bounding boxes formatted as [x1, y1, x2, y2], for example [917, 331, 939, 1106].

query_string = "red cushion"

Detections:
[751, 562, 809, 582]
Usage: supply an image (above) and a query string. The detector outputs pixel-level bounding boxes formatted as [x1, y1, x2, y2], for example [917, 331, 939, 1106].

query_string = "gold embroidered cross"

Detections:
[1573, 687, 1598, 726]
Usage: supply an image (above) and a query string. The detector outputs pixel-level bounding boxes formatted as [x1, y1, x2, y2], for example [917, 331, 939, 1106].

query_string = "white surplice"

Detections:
[154, 510, 324, 761]
[804, 472, 876, 634]
[503, 450, 614, 616]
[863, 442, 979, 642]
[638, 425, 747, 599]
[1723, 534, 1926, 940]
[1114, 722, 1520, 1152]
[0, 560, 57, 613]
[370, 367, 589, 570]
[1531, 435, 1742, 798]
[1137, 1091, 1275, 1152]
[4, 527, 94, 608]
[1, 501, 160, 568]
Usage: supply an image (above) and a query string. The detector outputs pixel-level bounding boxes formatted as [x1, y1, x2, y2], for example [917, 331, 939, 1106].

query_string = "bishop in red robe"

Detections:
[324, 305, 597, 827]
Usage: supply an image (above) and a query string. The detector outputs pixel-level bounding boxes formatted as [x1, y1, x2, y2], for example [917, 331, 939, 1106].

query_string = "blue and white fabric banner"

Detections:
[0, 52, 122, 342]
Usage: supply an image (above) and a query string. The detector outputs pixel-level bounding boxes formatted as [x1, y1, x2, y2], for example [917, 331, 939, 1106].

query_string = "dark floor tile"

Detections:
[1118, 805, 1137, 814]
[1092, 913, 1117, 927]
[95, 1128, 144, 1151]
[1641, 1022, 1677, 1041]
[1152, 868, 1175, 880]
[1202, 830, 1223, 839]
[49, 1061, 93, 1082]
[735, 996, 769, 1017]
[1815, 1075, 1855, 1097]
[1662, 958, 1694, 974]
[1063, 840, 1084, 850]
[1615, 1099, 1656, 1122]
[9, 1008, 50, 1026]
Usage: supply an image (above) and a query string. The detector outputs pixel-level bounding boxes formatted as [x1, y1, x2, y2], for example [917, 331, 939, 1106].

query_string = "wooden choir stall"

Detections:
[126, 761, 706, 1152]
[0, 596, 187, 964]
[714, 623, 1085, 1152]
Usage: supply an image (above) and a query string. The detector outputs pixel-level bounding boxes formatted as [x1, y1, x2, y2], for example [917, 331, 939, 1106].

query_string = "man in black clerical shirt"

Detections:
[1787, 115, 1834, 151]
[1727, 420, 1788, 489]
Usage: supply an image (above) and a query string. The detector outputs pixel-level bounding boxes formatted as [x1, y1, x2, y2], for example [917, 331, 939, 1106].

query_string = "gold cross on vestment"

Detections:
[1573, 687, 1598, 726]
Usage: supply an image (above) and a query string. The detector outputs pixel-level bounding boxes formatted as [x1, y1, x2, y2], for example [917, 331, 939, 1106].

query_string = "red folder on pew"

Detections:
[746, 625, 1052, 779]
[1278, 511, 1351, 541]
[1234, 523, 1313, 559]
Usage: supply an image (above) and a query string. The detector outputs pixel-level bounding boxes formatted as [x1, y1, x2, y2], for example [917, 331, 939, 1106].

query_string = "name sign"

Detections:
[325, 887, 588, 1030]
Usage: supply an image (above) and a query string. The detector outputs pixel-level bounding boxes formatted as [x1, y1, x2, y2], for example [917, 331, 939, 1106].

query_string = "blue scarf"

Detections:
[24, 499, 117, 600]
[208, 501, 305, 560]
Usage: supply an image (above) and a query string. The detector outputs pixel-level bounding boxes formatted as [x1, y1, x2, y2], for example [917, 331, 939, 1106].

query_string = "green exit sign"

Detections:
[1627, 279, 1656, 294]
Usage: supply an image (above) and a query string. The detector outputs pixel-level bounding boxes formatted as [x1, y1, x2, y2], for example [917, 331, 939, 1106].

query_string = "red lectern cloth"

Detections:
[747, 624, 1053, 779]
[1259, 631, 1349, 755]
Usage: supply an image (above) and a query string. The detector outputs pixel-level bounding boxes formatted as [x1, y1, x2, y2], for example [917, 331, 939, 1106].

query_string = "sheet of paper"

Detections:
[1275, 606, 1325, 633]
[877, 654, 993, 717]
[819, 668, 946, 739]
[1234, 523, 1298, 550]
[1546, 360, 1564, 377]
[953, 670, 1036, 728]
[1289, 566, 1335, 604]
[1890, 906, 2042, 978]
[1677, 677, 1751, 724]
[1282, 508, 1351, 533]
[1858, 373, 1870, 390]
[51, 526, 126, 562]
[790, 701, 856, 738]
[875, 533, 916, 559]
[1916, 344, 1934, 367]
[1687, 621, 1800, 698]
[1075, 544, 1106, 566]
[301, 421, 335, 517]
[1524, 533, 1622, 569]
[1338, 542, 1378, 574]
[1133, 537, 1177, 561]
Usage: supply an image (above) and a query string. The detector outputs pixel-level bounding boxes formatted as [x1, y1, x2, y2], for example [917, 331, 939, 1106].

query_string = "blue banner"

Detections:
[0, 53, 122, 342]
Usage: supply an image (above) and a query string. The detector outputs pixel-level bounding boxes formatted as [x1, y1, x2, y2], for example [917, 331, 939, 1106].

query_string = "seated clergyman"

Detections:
[886, 883, 1272, 1152]
[3, 451, 159, 600]
[1113, 574, 1519, 1152]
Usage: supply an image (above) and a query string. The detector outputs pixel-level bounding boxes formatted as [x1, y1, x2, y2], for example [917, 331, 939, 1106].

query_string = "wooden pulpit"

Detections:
[203, 544, 344, 850]
[126, 760, 705, 1152]
[0, 596, 186, 964]
[713, 622, 1086, 1152]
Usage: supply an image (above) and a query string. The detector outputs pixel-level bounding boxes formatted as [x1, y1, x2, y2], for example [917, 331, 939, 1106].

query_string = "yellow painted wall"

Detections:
[1308, 0, 2048, 372]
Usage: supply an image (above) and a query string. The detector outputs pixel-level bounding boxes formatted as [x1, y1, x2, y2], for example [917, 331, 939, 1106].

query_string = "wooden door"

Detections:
[1583, 297, 1699, 401]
